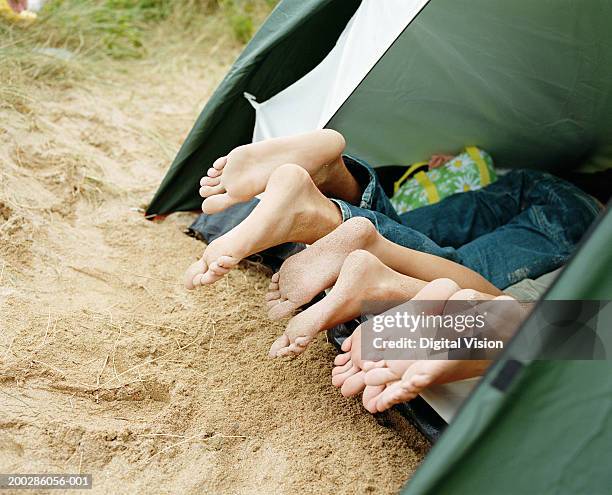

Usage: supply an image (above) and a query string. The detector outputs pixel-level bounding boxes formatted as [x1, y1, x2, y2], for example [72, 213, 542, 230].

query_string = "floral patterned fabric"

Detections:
[390, 147, 497, 214]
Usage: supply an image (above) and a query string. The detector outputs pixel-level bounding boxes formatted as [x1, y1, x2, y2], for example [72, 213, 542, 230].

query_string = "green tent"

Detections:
[147, 0, 612, 216]
[404, 208, 612, 495]
[149, 0, 612, 492]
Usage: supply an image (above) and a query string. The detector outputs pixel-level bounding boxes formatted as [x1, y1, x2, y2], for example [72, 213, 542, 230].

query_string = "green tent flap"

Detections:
[402, 209, 612, 495]
[404, 361, 612, 495]
[146, 0, 359, 215]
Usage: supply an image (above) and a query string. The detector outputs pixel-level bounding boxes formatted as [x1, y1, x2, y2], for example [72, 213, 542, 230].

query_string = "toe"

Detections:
[332, 359, 355, 375]
[333, 352, 351, 367]
[294, 336, 312, 349]
[200, 270, 223, 285]
[361, 360, 385, 372]
[340, 334, 353, 352]
[209, 262, 230, 276]
[409, 373, 434, 390]
[195, 256, 239, 285]
[271, 272, 280, 283]
[364, 368, 400, 387]
[278, 313, 319, 353]
[202, 193, 243, 215]
[267, 299, 281, 309]
[331, 365, 355, 387]
[277, 346, 300, 358]
[212, 156, 227, 171]
[400, 361, 441, 390]
[376, 381, 415, 412]
[363, 384, 386, 413]
[207, 167, 222, 178]
[268, 280, 279, 291]
[331, 366, 354, 386]
[265, 290, 281, 302]
[183, 258, 207, 289]
[200, 176, 220, 187]
[267, 300, 299, 320]
[269, 334, 290, 357]
[200, 183, 225, 198]
[217, 256, 240, 269]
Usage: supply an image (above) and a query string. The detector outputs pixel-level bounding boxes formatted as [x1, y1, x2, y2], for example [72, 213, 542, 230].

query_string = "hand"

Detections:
[8, 0, 28, 13]
[428, 154, 454, 169]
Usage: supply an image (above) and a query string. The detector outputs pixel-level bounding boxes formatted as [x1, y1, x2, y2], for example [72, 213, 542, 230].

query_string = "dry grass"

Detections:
[0, 0, 274, 94]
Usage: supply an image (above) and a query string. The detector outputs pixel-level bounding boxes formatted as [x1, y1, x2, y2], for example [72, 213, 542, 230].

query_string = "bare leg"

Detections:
[199, 129, 362, 213]
[183, 164, 342, 288]
[267, 217, 502, 319]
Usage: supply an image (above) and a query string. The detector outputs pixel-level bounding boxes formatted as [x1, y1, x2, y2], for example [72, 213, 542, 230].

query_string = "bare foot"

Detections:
[183, 164, 342, 288]
[267, 211, 502, 321]
[331, 326, 374, 397]
[362, 359, 490, 414]
[266, 217, 378, 320]
[332, 278, 464, 401]
[361, 290, 522, 413]
[268, 250, 427, 358]
[199, 129, 361, 214]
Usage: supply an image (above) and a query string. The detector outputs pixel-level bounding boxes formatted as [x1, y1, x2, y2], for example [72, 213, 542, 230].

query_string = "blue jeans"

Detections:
[332, 155, 602, 289]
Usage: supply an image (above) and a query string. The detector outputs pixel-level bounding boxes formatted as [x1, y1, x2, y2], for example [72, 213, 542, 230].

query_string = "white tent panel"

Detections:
[247, 0, 429, 142]
[420, 380, 477, 423]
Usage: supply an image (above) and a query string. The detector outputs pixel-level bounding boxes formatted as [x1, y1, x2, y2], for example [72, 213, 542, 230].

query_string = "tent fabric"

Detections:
[248, 0, 428, 142]
[405, 361, 612, 495]
[146, 0, 360, 216]
[403, 209, 612, 495]
[148, 0, 612, 215]
[329, 0, 612, 170]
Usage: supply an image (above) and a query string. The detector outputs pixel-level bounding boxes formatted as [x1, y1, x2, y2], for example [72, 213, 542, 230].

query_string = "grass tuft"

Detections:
[0, 0, 275, 92]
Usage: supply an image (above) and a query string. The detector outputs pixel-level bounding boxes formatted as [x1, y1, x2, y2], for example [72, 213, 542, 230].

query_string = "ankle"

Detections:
[323, 202, 343, 236]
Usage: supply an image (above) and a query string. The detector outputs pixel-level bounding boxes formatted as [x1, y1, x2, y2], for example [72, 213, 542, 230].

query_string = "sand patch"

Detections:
[0, 44, 428, 494]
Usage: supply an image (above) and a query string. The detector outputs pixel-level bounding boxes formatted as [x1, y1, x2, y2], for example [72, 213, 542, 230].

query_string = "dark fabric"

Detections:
[558, 168, 612, 205]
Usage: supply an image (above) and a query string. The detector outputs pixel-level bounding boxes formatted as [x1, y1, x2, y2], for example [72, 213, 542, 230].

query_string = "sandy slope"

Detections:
[0, 46, 428, 494]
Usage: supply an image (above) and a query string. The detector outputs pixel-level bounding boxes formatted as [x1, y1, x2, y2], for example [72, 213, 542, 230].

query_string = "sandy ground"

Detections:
[0, 44, 428, 494]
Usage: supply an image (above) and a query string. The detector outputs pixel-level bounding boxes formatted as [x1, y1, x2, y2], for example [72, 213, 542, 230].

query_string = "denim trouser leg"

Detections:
[397, 171, 534, 247]
[397, 169, 601, 248]
[340, 155, 403, 223]
[334, 155, 463, 262]
[333, 157, 601, 289]
[454, 172, 602, 288]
